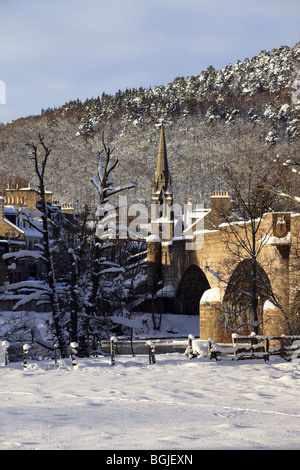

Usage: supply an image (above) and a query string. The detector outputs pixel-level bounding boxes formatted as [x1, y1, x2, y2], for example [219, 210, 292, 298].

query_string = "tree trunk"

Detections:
[29, 135, 68, 358]
[39, 179, 68, 358]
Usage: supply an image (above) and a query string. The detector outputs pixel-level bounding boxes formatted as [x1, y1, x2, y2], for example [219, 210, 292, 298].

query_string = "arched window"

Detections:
[176, 265, 210, 315]
[222, 259, 273, 336]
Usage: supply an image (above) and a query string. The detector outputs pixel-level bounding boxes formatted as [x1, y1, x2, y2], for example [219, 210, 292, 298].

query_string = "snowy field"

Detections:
[1, 350, 300, 450]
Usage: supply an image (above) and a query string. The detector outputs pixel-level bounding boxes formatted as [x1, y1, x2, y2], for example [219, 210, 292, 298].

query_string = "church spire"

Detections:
[155, 124, 169, 181]
[152, 124, 172, 206]
[151, 124, 173, 241]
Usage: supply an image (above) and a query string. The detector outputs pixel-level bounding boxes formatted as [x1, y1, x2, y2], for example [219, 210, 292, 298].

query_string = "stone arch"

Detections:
[175, 265, 210, 315]
[222, 259, 273, 336]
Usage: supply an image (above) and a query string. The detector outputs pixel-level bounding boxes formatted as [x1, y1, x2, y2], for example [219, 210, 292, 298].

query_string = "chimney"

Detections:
[0, 196, 4, 221]
[211, 191, 231, 213]
[205, 191, 231, 229]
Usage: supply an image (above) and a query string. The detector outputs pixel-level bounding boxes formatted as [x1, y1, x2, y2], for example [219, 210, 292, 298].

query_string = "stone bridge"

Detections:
[147, 206, 300, 342]
[146, 126, 300, 342]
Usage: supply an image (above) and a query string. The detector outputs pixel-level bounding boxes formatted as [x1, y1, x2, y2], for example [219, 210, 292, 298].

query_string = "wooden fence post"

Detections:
[208, 338, 212, 357]
[249, 333, 257, 355]
[70, 342, 78, 367]
[280, 336, 285, 358]
[187, 334, 195, 360]
[23, 344, 30, 369]
[232, 333, 238, 357]
[110, 336, 117, 365]
[1, 340, 10, 366]
[264, 338, 269, 354]
[54, 342, 58, 366]
[147, 341, 156, 364]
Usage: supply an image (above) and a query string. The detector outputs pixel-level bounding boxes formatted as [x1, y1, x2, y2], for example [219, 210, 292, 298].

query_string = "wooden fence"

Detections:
[208, 334, 300, 362]
[3, 334, 300, 366]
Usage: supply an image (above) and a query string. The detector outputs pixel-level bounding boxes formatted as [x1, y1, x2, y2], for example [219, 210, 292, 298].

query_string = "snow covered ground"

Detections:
[1, 346, 300, 450]
[1, 314, 300, 451]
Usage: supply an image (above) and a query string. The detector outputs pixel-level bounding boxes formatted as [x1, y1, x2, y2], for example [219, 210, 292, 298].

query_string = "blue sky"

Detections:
[0, 0, 299, 124]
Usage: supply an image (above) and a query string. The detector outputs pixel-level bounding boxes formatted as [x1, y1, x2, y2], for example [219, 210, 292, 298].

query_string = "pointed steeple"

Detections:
[155, 124, 169, 182]
[152, 124, 172, 206]
[151, 125, 174, 241]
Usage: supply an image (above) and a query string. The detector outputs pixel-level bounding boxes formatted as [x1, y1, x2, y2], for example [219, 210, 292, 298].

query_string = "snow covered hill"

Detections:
[0, 43, 299, 210]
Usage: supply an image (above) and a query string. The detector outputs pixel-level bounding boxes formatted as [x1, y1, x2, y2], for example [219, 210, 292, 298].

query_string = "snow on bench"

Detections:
[208, 335, 269, 362]
[208, 334, 300, 362]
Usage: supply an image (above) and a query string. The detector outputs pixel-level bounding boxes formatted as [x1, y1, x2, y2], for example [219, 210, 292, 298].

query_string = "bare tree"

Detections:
[82, 133, 135, 351]
[207, 166, 282, 335]
[262, 153, 300, 204]
[68, 205, 91, 345]
[27, 134, 68, 357]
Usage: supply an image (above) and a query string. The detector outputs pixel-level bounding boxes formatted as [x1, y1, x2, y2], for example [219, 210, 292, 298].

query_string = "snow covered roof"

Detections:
[3, 206, 43, 239]
[4, 206, 18, 215]
[0, 216, 24, 238]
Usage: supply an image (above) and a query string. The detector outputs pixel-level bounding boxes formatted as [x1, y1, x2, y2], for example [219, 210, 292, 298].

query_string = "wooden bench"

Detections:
[208, 334, 300, 362]
[231, 334, 270, 362]
[208, 336, 269, 362]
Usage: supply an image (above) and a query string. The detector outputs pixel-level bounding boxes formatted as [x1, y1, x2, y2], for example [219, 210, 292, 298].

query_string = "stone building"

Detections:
[0, 195, 25, 285]
[147, 125, 300, 340]
[0, 183, 75, 287]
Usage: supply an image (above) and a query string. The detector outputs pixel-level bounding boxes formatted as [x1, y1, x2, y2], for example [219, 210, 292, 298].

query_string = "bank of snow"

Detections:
[1, 352, 300, 450]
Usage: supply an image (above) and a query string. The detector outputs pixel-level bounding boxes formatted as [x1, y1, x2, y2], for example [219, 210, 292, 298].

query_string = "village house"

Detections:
[0, 183, 75, 286]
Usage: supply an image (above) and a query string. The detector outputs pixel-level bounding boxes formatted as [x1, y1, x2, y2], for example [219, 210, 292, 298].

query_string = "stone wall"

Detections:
[147, 211, 300, 340]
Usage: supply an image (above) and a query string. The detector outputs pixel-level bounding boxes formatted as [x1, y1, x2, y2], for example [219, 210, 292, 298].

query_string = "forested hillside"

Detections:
[0, 43, 299, 211]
